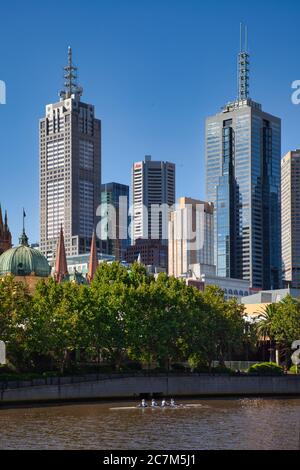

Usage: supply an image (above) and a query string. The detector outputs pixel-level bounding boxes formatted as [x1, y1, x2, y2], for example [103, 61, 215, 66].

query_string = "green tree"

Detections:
[91, 274, 129, 368]
[0, 275, 32, 369]
[126, 274, 203, 369]
[28, 279, 81, 372]
[200, 286, 246, 368]
[270, 295, 300, 366]
[92, 261, 130, 287]
[256, 303, 278, 362]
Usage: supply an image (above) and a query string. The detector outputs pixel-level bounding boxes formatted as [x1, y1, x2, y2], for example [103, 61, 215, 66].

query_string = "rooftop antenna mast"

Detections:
[237, 23, 250, 101]
[60, 46, 83, 99]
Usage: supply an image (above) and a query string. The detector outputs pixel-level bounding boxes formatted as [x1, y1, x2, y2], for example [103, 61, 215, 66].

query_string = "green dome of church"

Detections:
[0, 231, 51, 278]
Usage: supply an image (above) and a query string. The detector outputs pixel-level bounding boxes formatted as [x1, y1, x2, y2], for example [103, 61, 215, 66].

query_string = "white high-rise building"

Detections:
[132, 155, 175, 243]
[168, 197, 214, 278]
[39, 48, 101, 260]
[281, 150, 300, 288]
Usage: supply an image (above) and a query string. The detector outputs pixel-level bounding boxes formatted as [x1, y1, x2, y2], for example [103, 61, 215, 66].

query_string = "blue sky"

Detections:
[0, 0, 300, 244]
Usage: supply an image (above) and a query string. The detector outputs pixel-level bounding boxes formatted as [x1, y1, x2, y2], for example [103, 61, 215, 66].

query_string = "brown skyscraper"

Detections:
[40, 47, 101, 262]
[0, 205, 12, 255]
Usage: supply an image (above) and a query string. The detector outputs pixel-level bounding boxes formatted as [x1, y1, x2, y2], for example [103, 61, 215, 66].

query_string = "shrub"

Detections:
[189, 365, 234, 374]
[95, 365, 114, 373]
[171, 363, 186, 372]
[0, 364, 14, 375]
[124, 362, 142, 371]
[118, 365, 141, 373]
[248, 362, 284, 376]
[193, 365, 210, 373]
[153, 367, 168, 373]
[0, 372, 42, 382]
[289, 365, 300, 374]
[212, 365, 233, 374]
[42, 371, 63, 378]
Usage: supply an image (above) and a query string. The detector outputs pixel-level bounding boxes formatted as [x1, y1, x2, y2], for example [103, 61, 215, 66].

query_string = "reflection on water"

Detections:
[0, 398, 300, 450]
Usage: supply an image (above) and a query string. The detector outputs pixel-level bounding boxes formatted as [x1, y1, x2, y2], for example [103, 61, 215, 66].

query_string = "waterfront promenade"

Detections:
[1, 373, 300, 405]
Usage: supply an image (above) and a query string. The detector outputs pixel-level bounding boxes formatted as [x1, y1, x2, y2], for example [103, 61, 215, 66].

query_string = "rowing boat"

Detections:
[109, 404, 203, 410]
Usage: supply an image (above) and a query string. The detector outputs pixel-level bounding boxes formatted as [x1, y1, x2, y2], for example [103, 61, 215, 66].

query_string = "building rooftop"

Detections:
[242, 288, 300, 305]
[0, 231, 51, 278]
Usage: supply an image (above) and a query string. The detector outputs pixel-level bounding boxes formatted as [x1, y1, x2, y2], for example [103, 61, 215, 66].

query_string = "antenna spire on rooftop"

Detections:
[237, 23, 250, 101]
[60, 46, 83, 100]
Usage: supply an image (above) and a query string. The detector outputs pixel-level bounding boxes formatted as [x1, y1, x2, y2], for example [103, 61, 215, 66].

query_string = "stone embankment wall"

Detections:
[1, 374, 300, 404]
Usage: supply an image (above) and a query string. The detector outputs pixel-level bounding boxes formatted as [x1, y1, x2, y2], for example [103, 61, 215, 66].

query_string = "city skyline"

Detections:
[1, 0, 300, 244]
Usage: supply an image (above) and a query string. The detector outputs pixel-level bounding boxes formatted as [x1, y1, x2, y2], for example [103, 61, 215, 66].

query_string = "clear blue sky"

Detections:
[0, 0, 300, 244]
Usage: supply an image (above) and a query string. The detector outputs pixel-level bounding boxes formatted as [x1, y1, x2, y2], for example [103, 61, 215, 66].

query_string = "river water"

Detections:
[0, 398, 300, 450]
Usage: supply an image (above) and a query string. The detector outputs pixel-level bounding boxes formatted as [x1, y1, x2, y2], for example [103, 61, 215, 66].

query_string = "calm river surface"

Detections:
[0, 398, 300, 450]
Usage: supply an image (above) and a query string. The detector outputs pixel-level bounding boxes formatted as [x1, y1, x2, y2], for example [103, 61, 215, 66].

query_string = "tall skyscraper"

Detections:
[168, 197, 214, 278]
[40, 47, 101, 260]
[132, 155, 175, 244]
[205, 28, 281, 289]
[100, 182, 130, 261]
[281, 150, 300, 288]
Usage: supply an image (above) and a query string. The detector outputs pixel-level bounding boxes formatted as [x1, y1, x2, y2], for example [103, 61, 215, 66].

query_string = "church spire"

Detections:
[54, 225, 69, 283]
[0, 204, 12, 255]
[237, 23, 250, 101]
[0, 204, 3, 231]
[60, 46, 83, 100]
[87, 230, 98, 282]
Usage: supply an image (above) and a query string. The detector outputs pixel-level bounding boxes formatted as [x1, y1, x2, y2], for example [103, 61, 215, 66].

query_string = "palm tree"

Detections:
[256, 303, 277, 362]
[279, 294, 300, 307]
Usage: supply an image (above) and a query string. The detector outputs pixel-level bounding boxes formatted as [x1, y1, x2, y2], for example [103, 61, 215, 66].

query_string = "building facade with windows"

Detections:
[132, 155, 175, 244]
[205, 43, 281, 290]
[100, 182, 130, 261]
[168, 197, 214, 278]
[125, 238, 168, 270]
[281, 150, 300, 288]
[39, 48, 101, 260]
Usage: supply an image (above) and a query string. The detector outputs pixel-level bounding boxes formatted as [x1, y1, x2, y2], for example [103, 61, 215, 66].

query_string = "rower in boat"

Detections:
[139, 399, 148, 408]
[151, 399, 159, 407]
[170, 398, 176, 407]
[161, 399, 169, 407]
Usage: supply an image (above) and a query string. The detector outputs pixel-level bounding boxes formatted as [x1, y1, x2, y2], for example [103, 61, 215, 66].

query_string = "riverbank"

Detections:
[1, 374, 300, 405]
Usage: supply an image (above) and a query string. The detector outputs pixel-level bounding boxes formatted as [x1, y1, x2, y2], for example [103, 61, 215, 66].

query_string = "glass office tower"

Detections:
[205, 42, 281, 289]
[100, 182, 130, 261]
